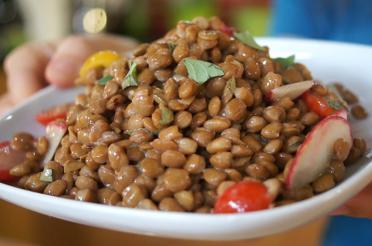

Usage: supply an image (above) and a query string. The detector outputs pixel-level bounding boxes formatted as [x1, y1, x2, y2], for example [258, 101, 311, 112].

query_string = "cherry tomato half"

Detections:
[0, 169, 18, 183]
[213, 181, 271, 214]
[302, 92, 336, 118]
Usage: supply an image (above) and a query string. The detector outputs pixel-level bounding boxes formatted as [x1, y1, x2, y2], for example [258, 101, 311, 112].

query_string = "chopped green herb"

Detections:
[97, 75, 113, 85]
[167, 42, 176, 52]
[327, 99, 344, 110]
[234, 31, 265, 51]
[273, 55, 296, 69]
[327, 84, 349, 109]
[183, 58, 224, 84]
[122, 61, 138, 89]
[40, 168, 53, 182]
[160, 104, 174, 126]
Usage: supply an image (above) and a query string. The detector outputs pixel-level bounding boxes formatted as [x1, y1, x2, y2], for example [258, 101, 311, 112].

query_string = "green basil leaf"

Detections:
[234, 31, 265, 51]
[273, 55, 296, 69]
[160, 104, 174, 126]
[183, 58, 224, 84]
[40, 168, 53, 182]
[97, 75, 113, 85]
[122, 61, 138, 89]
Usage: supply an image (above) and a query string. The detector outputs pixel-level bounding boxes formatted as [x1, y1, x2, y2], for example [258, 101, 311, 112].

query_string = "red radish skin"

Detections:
[269, 80, 314, 101]
[334, 109, 348, 120]
[285, 116, 352, 190]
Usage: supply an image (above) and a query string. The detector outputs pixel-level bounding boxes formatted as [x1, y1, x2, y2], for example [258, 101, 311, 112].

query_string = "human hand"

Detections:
[331, 182, 372, 219]
[0, 34, 137, 114]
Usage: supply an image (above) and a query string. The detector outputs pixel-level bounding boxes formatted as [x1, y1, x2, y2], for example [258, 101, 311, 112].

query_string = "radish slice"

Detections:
[269, 80, 314, 101]
[285, 115, 352, 190]
[333, 109, 348, 120]
[42, 120, 67, 165]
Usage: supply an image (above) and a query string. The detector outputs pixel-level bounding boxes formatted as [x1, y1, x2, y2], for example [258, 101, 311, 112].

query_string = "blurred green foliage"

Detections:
[168, 0, 217, 27]
[0, 26, 25, 62]
[233, 7, 271, 36]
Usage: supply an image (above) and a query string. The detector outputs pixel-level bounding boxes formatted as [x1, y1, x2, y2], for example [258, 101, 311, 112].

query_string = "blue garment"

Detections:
[271, 0, 372, 45]
[322, 216, 372, 246]
[271, 1, 372, 245]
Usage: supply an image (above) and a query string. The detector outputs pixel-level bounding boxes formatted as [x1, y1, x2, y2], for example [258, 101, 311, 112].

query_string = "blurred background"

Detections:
[0, 0, 272, 61]
[0, 0, 366, 245]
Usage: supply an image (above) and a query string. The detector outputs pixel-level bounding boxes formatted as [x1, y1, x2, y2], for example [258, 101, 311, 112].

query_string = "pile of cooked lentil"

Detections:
[8, 16, 367, 213]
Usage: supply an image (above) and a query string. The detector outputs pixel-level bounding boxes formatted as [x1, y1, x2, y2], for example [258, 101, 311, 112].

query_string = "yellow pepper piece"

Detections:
[79, 50, 121, 78]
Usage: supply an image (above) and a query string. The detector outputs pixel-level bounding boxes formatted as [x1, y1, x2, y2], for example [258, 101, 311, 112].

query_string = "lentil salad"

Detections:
[0, 16, 368, 213]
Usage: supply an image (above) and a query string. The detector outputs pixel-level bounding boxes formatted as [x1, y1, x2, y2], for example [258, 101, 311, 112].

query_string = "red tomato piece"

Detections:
[213, 181, 271, 214]
[36, 104, 71, 126]
[0, 169, 18, 183]
[302, 92, 336, 118]
[0, 141, 9, 149]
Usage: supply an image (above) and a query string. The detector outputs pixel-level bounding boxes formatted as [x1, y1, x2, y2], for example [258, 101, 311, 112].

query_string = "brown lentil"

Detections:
[163, 168, 191, 192]
[44, 180, 67, 196]
[184, 154, 206, 174]
[203, 168, 227, 187]
[75, 189, 97, 202]
[327, 160, 345, 182]
[351, 104, 368, 119]
[312, 174, 335, 193]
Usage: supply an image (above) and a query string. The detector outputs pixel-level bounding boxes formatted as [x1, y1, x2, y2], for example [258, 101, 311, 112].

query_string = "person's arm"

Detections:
[331, 183, 372, 219]
[1, 34, 137, 114]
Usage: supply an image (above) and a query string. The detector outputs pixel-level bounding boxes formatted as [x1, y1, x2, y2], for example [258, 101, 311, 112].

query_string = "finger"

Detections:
[330, 183, 372, 218]
[45, 34, 138, 87]
[3, 41, 57, 103]
[0, 94, 15, 116]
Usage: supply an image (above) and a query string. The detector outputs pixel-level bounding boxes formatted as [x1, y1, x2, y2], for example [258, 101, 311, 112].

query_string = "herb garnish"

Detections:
[97, 75, 113, 85]
[234, 31, 265, 51]
[183, 58, 224, 84]
[273, 55, 296, 69]
[122, 61, 138, 89]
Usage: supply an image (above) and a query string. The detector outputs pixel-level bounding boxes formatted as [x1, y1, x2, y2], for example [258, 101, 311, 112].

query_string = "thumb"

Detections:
[45, 34, 137, 87]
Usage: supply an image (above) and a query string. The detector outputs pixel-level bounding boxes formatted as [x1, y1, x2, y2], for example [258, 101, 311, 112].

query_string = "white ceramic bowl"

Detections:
[0, 38, 372, 241]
